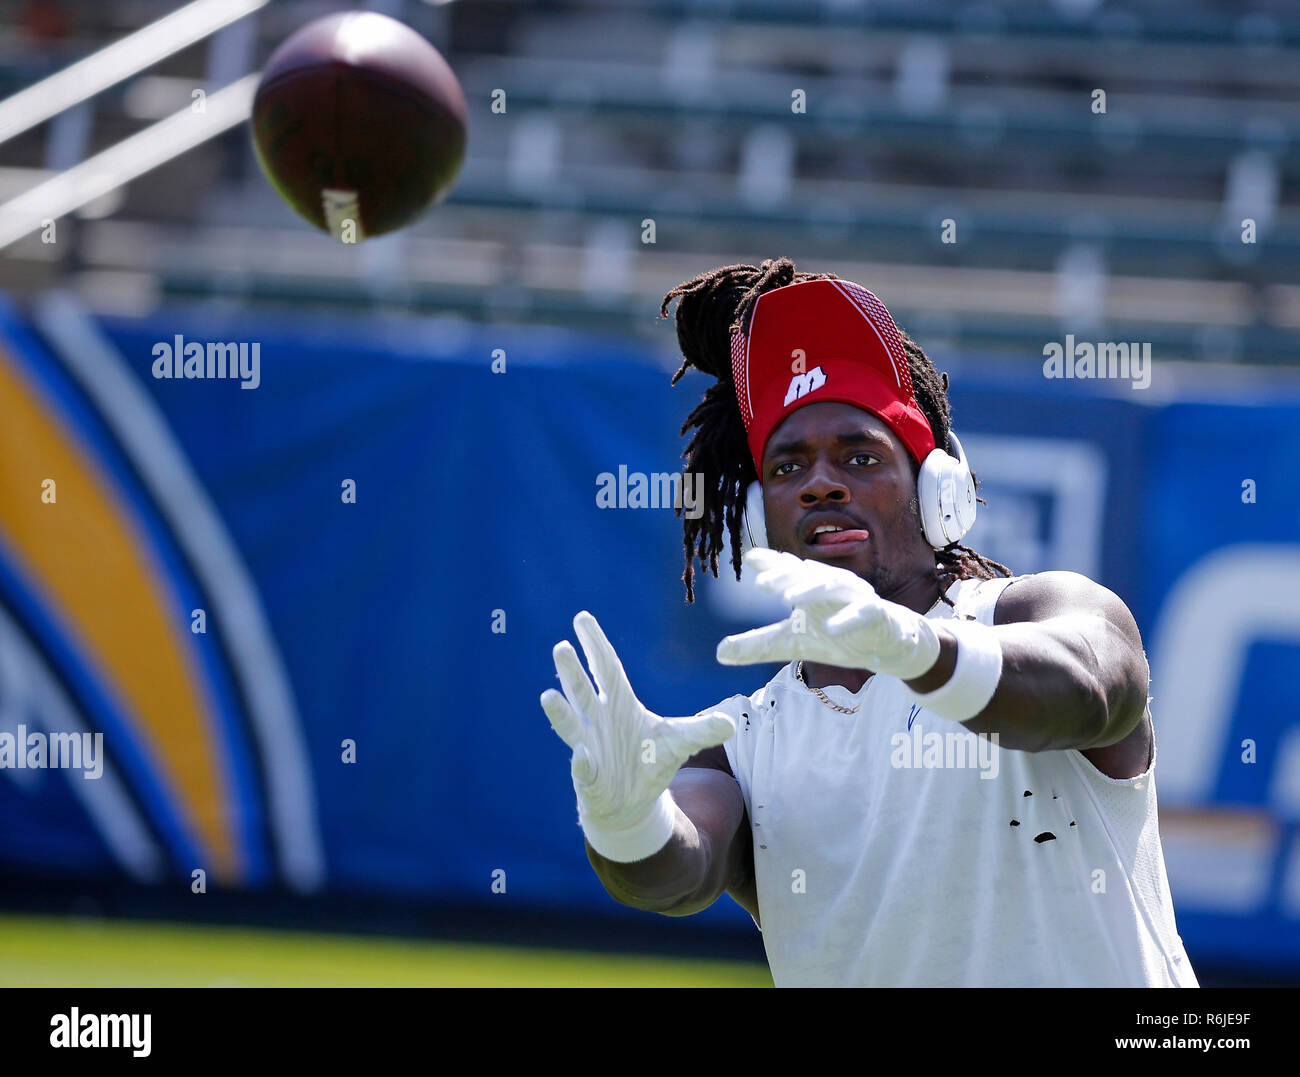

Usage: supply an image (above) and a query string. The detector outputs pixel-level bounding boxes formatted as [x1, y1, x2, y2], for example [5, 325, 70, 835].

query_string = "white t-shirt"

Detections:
[708, 574, 1198, 987]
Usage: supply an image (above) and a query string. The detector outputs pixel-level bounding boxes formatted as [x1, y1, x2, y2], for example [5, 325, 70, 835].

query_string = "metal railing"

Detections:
[0, 0, 268, 249]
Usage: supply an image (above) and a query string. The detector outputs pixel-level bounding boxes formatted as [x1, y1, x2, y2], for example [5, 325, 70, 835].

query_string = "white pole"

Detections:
[0, 0, 269, 146]
[0, 74, 258, 250]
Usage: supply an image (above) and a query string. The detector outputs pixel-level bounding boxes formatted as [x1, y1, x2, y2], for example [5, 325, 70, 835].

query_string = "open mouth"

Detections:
[806, 523, 871, 547]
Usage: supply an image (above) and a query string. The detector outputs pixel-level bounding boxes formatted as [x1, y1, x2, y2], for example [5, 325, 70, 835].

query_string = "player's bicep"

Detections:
[996, 571, 1145, 658]
[681, 743, 732, 775]
[996, 570, 1151, 754]
[667, 764, 755, 918]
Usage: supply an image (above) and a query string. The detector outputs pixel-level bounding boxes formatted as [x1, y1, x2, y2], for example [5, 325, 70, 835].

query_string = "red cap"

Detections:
[730, 279, 936, 475]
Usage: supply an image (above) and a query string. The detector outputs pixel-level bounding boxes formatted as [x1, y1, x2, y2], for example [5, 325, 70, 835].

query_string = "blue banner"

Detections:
[2, 295, 1299, 967]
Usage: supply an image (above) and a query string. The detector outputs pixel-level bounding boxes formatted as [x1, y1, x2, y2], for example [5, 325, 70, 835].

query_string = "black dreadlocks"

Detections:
[660, 257, 1012, 604]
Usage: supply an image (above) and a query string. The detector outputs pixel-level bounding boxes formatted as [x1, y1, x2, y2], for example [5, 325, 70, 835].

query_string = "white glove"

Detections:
[715, 548, 941, 680]
[540, 611, 736, 862]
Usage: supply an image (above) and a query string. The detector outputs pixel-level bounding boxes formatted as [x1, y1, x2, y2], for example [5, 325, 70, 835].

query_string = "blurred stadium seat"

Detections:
[0, 0, 1296, 361]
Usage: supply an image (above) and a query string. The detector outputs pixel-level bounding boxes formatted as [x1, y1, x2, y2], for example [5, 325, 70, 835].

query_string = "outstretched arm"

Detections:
[718, 550, 1152, 775]
[541, 613, 753, 917]
[907, 571, 1152, 773]
[904, 571, 1148, 750]
[584, 761, 755, 919]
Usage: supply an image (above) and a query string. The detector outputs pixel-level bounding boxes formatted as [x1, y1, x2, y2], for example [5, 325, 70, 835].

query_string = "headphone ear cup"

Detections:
[918, 450, 945, 548]
[950, 462, 977, 539]
[945, 431, 978, 542]
[743, 481, 768, 549]
[919, 447, 977, 549]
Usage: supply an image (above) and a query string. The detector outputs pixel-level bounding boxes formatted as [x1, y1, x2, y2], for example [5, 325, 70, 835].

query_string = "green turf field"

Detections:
[0, 914, 773, 987]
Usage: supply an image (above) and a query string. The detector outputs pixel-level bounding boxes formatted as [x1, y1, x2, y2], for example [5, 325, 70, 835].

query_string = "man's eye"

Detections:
[851, 453, 878, 466]
[773, 461, 799, 477]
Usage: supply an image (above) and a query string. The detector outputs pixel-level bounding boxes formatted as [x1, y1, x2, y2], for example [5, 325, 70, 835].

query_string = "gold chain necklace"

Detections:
[796, 661, 860, 714]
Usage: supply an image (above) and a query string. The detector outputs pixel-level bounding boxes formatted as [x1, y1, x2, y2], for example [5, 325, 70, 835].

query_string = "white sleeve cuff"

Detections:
[580, 790, 678, 863]
[904, 619, 1003, 723]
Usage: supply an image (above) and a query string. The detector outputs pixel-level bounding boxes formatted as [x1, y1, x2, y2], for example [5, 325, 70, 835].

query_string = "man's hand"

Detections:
[715, 548, 941, 680]
[540, 611, 735, 862]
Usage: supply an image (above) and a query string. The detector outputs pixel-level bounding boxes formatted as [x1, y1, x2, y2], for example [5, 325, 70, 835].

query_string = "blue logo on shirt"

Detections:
[907, 704, 922, 730]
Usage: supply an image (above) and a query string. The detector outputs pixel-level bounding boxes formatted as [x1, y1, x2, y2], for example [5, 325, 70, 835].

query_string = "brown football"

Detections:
[250, 11, 467, 240]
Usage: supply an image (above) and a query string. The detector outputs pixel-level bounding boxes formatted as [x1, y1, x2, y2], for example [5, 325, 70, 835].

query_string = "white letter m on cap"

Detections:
[783, 365, 827, 406]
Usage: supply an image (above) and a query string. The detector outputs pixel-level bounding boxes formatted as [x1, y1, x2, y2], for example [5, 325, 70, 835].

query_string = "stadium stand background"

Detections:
[2, 0, 1297, 366]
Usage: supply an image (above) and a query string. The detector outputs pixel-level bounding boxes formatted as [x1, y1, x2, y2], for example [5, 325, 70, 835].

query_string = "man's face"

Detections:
[758, 401, 934, 598]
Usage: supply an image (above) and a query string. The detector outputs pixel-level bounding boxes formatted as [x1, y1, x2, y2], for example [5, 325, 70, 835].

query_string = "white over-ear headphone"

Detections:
[742, 430, 976, 552]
